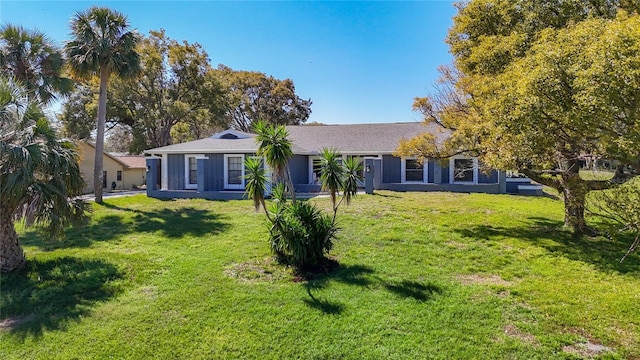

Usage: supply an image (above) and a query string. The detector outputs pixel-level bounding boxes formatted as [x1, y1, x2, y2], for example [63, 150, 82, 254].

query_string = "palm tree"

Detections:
[0, 77, 88, 273]
[65, 6, 140, 203]
[319, 147, 344, 210]
[243, 156, 271, 219]
[341, 155, 363, 206]
[0, 24, 73, 104]
[253, 121, 295, 200]
[319, 149, 363, 221]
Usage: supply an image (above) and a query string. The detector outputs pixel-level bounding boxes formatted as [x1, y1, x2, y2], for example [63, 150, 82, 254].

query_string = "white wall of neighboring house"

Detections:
[77, 142, 146, 194]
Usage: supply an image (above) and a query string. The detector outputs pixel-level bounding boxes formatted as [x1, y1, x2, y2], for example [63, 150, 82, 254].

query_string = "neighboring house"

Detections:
[144, 122, 542, 200]
[77, 142, 146, 194]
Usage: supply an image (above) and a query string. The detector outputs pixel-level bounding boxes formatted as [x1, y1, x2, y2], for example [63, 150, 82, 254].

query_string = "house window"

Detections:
[184, 154, 203, 190]
[450, 157, 478, 184]
[102, 171, 107, 188]
[117, 170, 122, 181]
[224, 154, 244, 189]
[309, 156, 323, 184]
[401, 158, 427, 183]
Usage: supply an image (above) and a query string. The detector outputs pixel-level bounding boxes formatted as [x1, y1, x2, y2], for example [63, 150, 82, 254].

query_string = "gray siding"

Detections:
[203, 153, 225, 191]
[382, 155, 401, 183]
[427, 161, 434, 183]
[289, 155, 309, 185]
[167, 154, 185, 190]
[441, 163, 449, 184]
[478, 169, 499, 184]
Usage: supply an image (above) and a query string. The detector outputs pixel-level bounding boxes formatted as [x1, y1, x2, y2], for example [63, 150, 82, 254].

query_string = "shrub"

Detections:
[269, 193, 336, 267]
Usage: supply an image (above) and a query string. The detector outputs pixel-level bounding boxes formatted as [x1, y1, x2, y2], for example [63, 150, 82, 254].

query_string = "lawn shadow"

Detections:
[302, 264, 375, 315]
[21, 201, 230, 250]
[0, 256, 122, 338]
[302, 263, 443, 314]
[384, 280, 442, 302]
[454, 217, 639, 275]
[372, 192, 402, 199]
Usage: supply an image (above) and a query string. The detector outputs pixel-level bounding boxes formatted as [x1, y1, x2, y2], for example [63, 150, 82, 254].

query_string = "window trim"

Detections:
[401, 157, 428, 183]
[309, 156, 323, 185]
[224, 154, 245, 190]
[449, 156, 478, 184]
[117, 170, 122, 181]
[184, 154, 204, 190]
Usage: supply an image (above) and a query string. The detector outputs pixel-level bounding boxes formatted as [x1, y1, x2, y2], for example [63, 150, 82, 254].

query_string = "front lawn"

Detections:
[1, 192, 638, 359]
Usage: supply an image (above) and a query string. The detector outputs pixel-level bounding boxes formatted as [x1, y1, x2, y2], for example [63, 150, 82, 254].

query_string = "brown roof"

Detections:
[113, 156, 147, 169]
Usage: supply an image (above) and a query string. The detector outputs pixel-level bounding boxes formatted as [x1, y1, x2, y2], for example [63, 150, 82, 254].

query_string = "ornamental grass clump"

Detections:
[244, 123, 362, 270]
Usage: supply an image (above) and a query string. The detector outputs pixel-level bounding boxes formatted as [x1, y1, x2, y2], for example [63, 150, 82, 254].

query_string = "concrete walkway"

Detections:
[79, 189, 146, 201]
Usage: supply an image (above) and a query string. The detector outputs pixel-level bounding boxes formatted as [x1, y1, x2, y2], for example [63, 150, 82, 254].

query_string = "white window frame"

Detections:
[184, 154, 204, 190]
[449, 156, 478, 184]
[224, 154, 245, 190]
[309, 156, 323, 185]
[401, 157, 428, 183]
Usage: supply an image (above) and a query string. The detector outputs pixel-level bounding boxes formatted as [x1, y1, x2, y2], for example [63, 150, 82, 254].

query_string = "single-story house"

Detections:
[143, 122, 541, 200]
[77, 142, 147, 194]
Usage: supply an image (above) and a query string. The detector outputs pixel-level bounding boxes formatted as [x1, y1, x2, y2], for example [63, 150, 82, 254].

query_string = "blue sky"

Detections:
[1, 1, 456, 124]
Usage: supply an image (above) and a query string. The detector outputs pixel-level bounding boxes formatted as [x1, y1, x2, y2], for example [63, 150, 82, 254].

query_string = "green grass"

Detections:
[1, 191, 639, 359]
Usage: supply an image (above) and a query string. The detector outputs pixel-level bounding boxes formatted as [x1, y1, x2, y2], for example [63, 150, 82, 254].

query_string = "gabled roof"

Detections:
[113, 156, 147, 169]
[287, 122, 448, 154]
[145, 122, 449, 155]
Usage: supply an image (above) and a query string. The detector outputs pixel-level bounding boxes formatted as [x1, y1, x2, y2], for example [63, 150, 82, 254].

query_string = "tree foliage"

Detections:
[588, 179, 640, 261]
[0, 77, 88, 272]
[398, 1, 640, 232]
[65, 6, 140, 202]
[212, 65, 312, 132]
[61, 30, 224, 153]
[0, 24, 73, 104]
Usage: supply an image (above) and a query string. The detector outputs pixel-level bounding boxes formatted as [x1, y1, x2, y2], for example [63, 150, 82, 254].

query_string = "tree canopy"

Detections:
[0, 77, 88, 272]
[398, 1, 640, 232]
[60, 32, 312, 153]
[65, 6, 141, 202]
[0, 24, 72, 104]
[212, 65, 312, 132]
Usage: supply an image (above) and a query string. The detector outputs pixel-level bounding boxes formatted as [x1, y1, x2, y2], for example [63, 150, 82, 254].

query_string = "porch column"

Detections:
[145, 157, 159, 193]
[364, 158, 374, 194]
[373, 158, 382, 189]
[197, 156, 208, 193]
[433, 161, 442, 184]
[498, 170, 507, 194]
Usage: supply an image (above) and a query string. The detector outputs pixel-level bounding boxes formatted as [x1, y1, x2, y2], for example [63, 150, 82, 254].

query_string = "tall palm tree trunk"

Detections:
[0, 203, 25, 273]
[93, 67, 110, 203]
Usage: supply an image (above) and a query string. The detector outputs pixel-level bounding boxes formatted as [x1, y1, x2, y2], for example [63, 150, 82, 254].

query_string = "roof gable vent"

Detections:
[221, 133, 238, 139]
[211, 129, 255, 139]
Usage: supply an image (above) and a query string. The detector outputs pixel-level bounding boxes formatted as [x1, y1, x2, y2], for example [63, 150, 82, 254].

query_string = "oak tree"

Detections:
[399, 1, 640, 233]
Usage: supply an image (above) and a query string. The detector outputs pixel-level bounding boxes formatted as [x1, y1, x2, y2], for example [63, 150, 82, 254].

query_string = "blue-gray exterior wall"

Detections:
[203, 153, 225, 191]
[382, 155, 401, 183]
[427, 161, 435, 183]
[167, 154, 185, 190]
[289, 155, 309, 186]
[154, 152, 509, 200]
[440, 162, 450, 183]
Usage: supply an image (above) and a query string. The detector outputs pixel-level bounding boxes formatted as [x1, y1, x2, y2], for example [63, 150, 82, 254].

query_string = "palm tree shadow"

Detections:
[21, 201, 230, 250]
[453, 217, 639, 275]
[0, 257, 122, 338]
[385, 280, 442, 302]
[302, 264, 443, 314]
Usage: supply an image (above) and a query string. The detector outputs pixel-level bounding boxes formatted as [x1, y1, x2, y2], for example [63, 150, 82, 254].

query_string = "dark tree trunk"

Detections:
[559, 159, 589, 233]
[0, 205, 26, 273]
